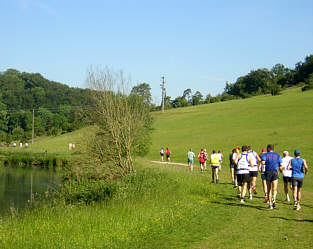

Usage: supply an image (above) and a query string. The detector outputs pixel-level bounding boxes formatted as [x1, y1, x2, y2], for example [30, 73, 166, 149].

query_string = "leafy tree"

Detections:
[271, 63, 290, 76]
[130, 83, 152, 106]
[182, 88, 192, 104]
[192, 91, 203, 105]
[172, 96, 189, 108]
[12, 127, 24, 141]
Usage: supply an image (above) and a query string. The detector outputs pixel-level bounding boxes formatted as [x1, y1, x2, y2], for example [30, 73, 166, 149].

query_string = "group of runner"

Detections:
[187, 148, 224, 183]
[160, 147, 171, 162]
[230, 144, 309, 210]
[160, 144, 309, 211]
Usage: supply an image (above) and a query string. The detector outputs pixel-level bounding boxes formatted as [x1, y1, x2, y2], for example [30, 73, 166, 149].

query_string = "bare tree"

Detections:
[85, 66, 152, 179]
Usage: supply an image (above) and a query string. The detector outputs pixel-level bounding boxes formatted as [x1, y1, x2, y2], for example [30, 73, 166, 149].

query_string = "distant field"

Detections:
[1, 88, 312, 249]
[148, 87, 313, 167]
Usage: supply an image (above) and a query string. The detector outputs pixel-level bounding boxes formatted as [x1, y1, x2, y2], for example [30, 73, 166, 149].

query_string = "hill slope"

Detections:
[148, 87, 313, 165]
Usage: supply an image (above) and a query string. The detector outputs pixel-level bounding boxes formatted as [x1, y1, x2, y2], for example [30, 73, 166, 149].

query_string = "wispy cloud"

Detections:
[18, 0, 58, 18]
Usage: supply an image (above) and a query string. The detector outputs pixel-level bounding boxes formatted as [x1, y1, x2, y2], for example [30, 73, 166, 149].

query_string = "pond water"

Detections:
[0, 166, 61, 215]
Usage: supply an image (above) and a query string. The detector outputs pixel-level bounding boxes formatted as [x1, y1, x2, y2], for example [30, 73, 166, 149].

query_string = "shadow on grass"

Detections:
[211, 200, 267, 210]
[270, 216, 313, 223]
[279, 202, 313, 209]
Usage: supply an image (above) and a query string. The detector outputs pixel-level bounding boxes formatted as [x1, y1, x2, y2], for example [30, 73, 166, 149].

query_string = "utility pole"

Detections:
[32, 109, 34, 144]
[160, 76, 166, 112]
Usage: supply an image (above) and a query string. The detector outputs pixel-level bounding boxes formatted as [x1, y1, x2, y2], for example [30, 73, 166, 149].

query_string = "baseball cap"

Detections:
[213, 149, 216, 153]
[283, 150, 289, 155]
[294, 149, 301, 156]
[261, 148, 266, 153]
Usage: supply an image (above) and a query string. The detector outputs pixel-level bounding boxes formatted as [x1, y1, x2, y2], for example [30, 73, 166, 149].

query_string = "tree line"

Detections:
[142, 54, 312, 110]
[0, 69, 95, 143]
[0, 54, 312, 143]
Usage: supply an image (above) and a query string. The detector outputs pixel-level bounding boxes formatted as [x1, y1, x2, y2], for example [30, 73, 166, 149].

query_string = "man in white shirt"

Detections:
[281, 151, 293, 201]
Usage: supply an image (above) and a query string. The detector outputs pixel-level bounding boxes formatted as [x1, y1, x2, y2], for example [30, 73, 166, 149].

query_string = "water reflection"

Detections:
[0, 167, 61, 215]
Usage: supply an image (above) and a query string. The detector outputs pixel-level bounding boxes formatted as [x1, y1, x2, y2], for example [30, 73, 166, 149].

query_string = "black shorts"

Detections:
[230, 164, 235, 169]
[200, 161, 205, 166]
[265, 170, 278, 182]
[160, 153, 164, 156]
[166, 154, 170, 158]
[249, 171, 258, 177]
[283, 176, 292, 183]
[292, 177, 304, 188]
[261, 173, 266, 181]
[237, 174, 250, 186]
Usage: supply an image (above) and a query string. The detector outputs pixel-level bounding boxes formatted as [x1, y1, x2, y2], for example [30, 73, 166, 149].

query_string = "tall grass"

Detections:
[0, 161, 312, 248]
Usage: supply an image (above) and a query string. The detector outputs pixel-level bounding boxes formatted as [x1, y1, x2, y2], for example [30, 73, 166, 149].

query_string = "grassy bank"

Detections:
[0, 161, 312, 248]
[0, 151, 69, 168]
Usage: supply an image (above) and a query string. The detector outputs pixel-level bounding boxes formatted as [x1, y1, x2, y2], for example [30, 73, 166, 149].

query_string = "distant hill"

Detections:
[0, 69, 94, 142]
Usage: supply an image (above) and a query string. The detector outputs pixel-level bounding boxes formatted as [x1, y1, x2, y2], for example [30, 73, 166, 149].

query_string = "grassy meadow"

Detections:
[0, 87, 313, 248]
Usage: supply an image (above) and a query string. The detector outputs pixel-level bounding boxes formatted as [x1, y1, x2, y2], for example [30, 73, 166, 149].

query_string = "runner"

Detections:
[198, 149, 206, 173]
[160, 148, 165, 161]
[259, 148, 267, 202]
[204, 149, 208, 170]
[261, 144, 282, 209]
[232, 146, 240, 189]
[235, 145, 254, 203]
[165, 148, 171, 162]
[229, 149, 236, 185]
[281, 151, 293, 202]
[247, 146, 261, 200]
[187, 149, 195, 172]
[211, 149, 221, 183]
[217, 150, 223, 167]
[289, 149, 309, 211]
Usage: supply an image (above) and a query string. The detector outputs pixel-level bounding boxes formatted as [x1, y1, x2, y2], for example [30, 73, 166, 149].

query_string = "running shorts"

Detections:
[166, 154, 170, 158]
[283, 176, 292, 183]
[230, 164, 235, 169]
[188, 159, 194, 164]
[211, 166, 219, 169]
[160, 152, 164, 156]
[237, 174, 250, 186]
[265, 170, 278, 182]
[249, 171, 258, 177]
[292, 177, 304, 188]
[261, 173, 266, 181]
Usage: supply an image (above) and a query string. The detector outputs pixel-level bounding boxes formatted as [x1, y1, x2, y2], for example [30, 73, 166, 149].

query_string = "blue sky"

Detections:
[1, 0, 312, 104]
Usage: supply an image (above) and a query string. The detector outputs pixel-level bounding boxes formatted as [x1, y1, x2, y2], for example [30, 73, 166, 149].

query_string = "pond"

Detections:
[0, 166, 61, 215]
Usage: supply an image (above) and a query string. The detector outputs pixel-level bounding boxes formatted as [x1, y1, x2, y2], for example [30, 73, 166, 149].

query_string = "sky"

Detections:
[1, 0, 313, 104]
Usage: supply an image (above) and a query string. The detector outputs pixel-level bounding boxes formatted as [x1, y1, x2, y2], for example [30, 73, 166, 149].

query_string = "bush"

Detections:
[60, 179, 114, 204]
[271, 84, 282, 96]
[302, 82, 313, 91]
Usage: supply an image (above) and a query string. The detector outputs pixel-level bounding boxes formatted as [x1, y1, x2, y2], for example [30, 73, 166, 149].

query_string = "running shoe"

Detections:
[293, 202, 297, 210]
[286, 195, 290, 202]
[249, 195, 253, 200]
[268, 204, 273, 210]
[216, 180, 219, 184]
[240, 199, 245, 203]
[272, 201, 276, 208]
[296, 204, 301, 211]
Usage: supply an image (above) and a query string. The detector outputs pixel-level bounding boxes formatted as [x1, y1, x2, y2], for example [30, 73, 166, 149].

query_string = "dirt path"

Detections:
[150, 160, 188, 167]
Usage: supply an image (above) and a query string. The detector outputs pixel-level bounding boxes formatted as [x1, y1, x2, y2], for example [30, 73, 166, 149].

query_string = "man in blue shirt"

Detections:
[289, 149, 309, 211]
[261, 144, 282, 209]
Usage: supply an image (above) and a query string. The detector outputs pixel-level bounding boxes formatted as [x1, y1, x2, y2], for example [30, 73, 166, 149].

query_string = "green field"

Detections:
[0, 88, 312, 249]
